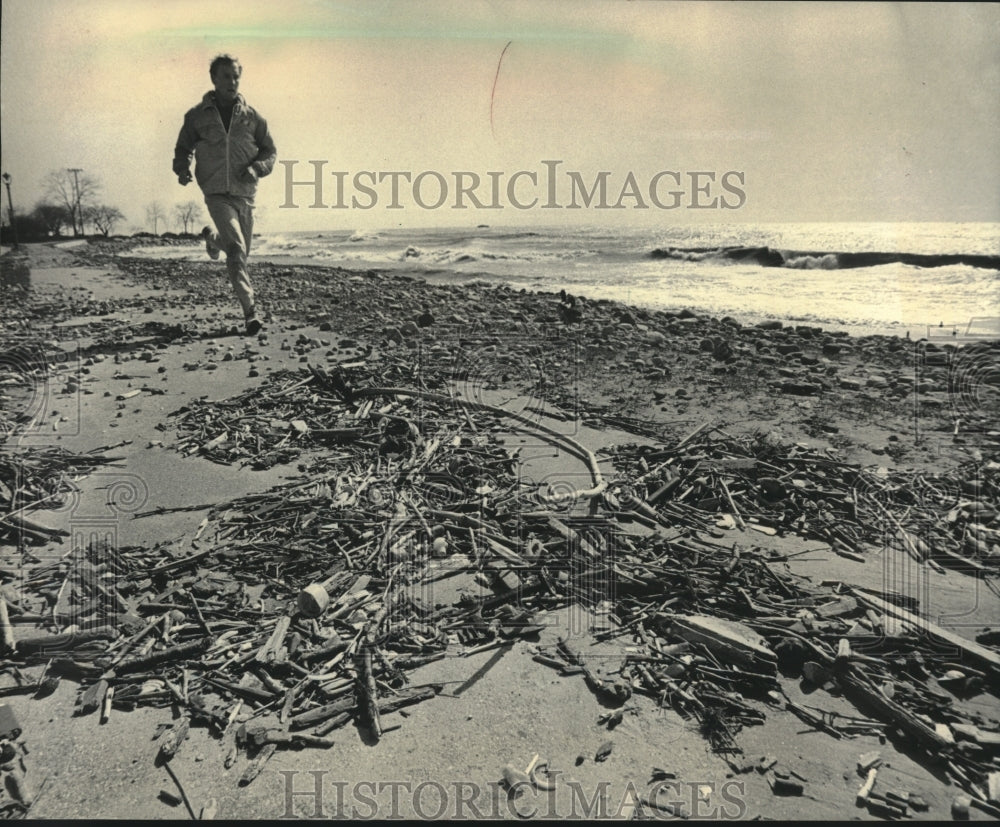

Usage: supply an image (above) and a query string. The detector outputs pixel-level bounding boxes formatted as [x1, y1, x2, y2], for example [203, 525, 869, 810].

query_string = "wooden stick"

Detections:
[719, 477, 747, 530]
[163, 759, 198, 819]
[359, 643, 381, 742]
[856, 767, 877, 804]
[100, 684, 114, 724]
[239, 744, 277, 787]
[0, 595, 15, 653]
[675, 420, 714, 450]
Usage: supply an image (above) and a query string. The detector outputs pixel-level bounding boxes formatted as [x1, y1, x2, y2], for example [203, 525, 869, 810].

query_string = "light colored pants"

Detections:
[205, 193, 255, 318]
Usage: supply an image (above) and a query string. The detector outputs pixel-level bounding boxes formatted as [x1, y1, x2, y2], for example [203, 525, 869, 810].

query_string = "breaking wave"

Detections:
[650, 245, 1000, 271]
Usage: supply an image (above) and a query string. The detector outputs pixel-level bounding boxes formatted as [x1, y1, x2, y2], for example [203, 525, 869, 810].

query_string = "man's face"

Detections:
[212, 63, 241, 104]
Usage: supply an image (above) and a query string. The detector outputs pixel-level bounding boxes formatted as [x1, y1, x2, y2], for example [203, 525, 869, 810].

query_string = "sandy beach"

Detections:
[1, 238, 999, 821]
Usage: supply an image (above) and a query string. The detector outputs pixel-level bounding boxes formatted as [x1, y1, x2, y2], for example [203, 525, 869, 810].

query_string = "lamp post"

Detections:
[1, 172, 17, 250]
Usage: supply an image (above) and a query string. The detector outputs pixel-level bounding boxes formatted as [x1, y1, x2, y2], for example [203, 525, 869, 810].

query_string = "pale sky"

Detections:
[1, 0, 998, 233]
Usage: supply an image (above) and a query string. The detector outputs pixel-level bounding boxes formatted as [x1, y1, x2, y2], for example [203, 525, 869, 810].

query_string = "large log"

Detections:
[669, 614, 778, 673]
[851, 588, 1000, 672]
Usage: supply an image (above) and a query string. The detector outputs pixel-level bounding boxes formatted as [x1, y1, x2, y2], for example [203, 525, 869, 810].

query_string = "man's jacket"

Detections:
[173, 92, 277, 199]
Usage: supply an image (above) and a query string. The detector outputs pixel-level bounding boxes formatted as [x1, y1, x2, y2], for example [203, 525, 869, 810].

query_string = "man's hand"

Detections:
[242, 165, 259, 183]
[177, 170, 193, 186]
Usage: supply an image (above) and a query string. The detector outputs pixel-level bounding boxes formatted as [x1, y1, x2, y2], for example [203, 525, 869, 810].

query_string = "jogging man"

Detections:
[173, 54, 276, 335]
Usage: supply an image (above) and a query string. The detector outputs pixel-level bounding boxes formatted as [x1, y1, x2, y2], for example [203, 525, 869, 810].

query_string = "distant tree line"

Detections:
[0, 168, 204, 244]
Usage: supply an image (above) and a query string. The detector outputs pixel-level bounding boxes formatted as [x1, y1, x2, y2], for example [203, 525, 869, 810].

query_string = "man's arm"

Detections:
[248, 116, 277, 179]
[173, 115, 197, 185]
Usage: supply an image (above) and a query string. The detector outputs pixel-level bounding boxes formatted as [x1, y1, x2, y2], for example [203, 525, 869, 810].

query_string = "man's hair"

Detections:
[210, 54, 242, 78]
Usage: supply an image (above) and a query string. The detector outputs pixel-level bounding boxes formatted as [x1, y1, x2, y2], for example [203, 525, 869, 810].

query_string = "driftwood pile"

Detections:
[605, 428, 1000, 569]
[0, 447, 125, 548]
[1, 362, 999, 816]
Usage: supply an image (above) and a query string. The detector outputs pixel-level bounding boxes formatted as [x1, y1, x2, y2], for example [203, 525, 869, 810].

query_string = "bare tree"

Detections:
[145, 201, 166, 234]
[43, 169, 100, 236]
[31, 203, 72, 237]
[85, 205, 126, 236]
[174, 201, 202, 234]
